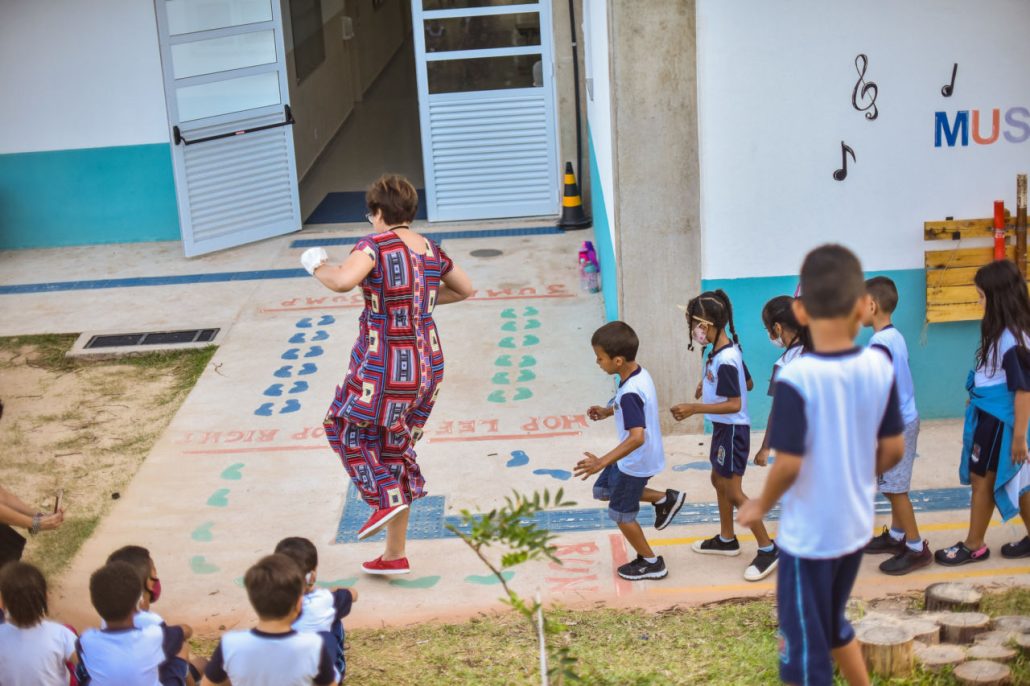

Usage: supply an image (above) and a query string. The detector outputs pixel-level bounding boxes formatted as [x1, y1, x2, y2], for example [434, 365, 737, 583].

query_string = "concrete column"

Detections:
[608, 0, 702, 433]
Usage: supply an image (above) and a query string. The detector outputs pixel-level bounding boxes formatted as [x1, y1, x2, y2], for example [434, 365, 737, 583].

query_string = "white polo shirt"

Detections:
[77, 623, 184, 686]
[204, 629, 335, 686]
[869, 325, 919, 425]
[293, 588, 353, 634]
[0, 619, 77, 686]
[702, 344, 750, 425]
[612, 366, 665, 477]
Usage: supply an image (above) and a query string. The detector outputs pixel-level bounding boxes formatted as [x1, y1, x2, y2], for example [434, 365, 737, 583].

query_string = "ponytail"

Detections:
[713, 289, 741, 352]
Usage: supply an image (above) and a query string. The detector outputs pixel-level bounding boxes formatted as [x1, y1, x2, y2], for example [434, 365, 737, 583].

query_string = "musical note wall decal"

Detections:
[833, 141, 856, 181]
[941, 63, 958, 97]
[851, 54, 879, 120]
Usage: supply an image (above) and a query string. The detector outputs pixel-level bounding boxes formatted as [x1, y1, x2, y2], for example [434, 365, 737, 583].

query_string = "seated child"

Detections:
[0, 561, 78, 686]
[274, 536, 357, 680]
[77, 561, 194, 686]
[202, 554, 337, 686]
[574, 321, 684, 581]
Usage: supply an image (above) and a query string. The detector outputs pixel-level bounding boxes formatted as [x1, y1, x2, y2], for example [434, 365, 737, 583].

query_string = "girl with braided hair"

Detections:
[671, 290, 779, 581]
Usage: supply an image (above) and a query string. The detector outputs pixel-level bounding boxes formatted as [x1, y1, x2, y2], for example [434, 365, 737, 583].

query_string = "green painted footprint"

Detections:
[207, 489, 230, 507]
[465, 571, 515, 585]
[190, 555, 219, 574]
[492, 372, 510, 385]
[389, 575, 441, 589]
[519, 355, 537, 368]
[495, 354, 513, 366]
[500, 321, 517, 332]
[499, 337, 516, 349]
[220, 463, 245, 480]
[316, 578, 358, 588]
[191, 522, 214, 542]
[501, 308, 517, 319]
[513, 388, 533, 401]
[523, 335, 540, 347]
[524, 307, 539, 316]
[233, 576, 245, 587]
[487, 390, 506, 403]
[517, 369, 536, 383]
[524, 319, 541, 330]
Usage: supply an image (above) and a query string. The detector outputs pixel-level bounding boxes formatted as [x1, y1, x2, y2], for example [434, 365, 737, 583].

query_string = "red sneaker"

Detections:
[356, 503, 408, 540]
[362, 555, 410, 575]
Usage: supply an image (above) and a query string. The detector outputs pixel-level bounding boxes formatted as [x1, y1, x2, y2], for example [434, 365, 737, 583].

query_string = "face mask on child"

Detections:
[770, 335, 785, 349]
[148, 578, 161, 604]
[692, 324, 709, 346]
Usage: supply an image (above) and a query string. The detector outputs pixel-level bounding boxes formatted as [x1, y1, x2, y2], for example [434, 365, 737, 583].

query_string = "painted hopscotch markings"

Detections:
[260, 283, 576, 313]
[336, 485, 975, 543]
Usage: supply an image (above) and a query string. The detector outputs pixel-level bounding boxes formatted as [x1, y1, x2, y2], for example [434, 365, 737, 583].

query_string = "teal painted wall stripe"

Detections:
[702, 268, 977, 428]
[0, 144, 181, 249]
[587, 127, 619, 322]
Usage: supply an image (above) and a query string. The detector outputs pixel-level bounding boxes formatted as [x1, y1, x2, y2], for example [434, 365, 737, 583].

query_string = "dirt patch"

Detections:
[0, 334, 214, 580]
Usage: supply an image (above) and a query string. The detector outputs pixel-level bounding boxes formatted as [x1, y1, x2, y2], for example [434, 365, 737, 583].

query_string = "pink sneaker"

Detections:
[356, 504, 408, 540]
[362, 555, 410, 575]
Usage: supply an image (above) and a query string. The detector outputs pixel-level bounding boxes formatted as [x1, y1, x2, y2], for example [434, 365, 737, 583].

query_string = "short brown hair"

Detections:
[0, 562, 48, 627]
[366, 174, 419, 226]
[799, 245, 866, 318]
[591, 321, 639, 361]
[244, 554, 303, 620]
[866, 276, 899, 314]
[89, 561, 142, 623]
[107, 545, 153, 590]
[274, 537, 318, 577]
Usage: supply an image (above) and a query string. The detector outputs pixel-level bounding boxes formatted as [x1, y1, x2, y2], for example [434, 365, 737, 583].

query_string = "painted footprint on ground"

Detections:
[672, 461, 710, 472]
[190, 555, 219, 574]
[220, 463, 245, 480]
[191, 522, 214, 542]
[533, 468, 572, 481]
[207, 489, 230, 507]
[465, 571, 515, 585]
[263, 384, 284, 397]
[506, 450, 529, 467]
[316, 578, 358, 589]
[388, 576, 440, 589]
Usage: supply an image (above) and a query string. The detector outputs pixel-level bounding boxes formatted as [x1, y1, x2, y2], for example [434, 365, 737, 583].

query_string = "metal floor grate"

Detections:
[84, 328, 219, 349]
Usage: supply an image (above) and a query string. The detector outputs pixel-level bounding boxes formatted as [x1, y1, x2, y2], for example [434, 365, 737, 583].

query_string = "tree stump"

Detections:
[1015, 633, 1030, 655]
[953, 659, 1011, 685]
[901, 618, 941, 645]
[857, 624, 914, 677]
[940, 612, 992, 644]
[975, 630, 1021, 647]
[914, 643, 966, 672]
[992, 616, 1030, 633]
[925, 582, 982, 612]
[967, 644, 1018, 663]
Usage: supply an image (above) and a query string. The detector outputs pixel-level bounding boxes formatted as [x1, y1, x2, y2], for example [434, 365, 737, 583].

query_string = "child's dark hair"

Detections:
[89, 561, 142, 623]
[0, 561, 48, 627]
[591, 321, 639, 361]
[686, 290, 741, 355]
[974, 260, 1030, 370]
[274, 536, 318, 577]
[107, 545, 153, 591]
[245, 554, 303, 620]
[761, 296, 811, 351]
[798, 245, 865, 318]
[866, 276, 899, 314]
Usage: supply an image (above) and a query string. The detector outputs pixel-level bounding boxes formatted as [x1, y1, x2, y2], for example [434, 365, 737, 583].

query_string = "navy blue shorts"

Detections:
[970, 409, 1003, 477]
[159, 657, 189, 686]
[710, 423, 749, 478]
[777, 548, 863, 686]
[593, 464, 650, 523]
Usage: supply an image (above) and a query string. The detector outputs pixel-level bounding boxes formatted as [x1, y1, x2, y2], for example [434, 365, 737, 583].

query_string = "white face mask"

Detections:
[770, 336, 786, 349]
[692, 324, 709, 346]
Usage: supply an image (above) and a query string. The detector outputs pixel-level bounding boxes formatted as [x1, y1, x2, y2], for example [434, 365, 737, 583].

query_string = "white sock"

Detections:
[906, 538, 924, 553]
[644, 556, 658, 564]
[654, 496, 668, 506]
[889, 528, 905, 542]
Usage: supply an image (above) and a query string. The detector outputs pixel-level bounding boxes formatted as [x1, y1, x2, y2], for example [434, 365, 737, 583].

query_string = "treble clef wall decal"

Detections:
[851, 54, 879, 120]
[833, 141, 856, 181]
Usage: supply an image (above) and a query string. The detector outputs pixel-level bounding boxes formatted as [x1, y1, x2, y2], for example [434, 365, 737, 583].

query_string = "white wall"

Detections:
[0, 0, 170, 154]
[696, 0, 1030, 280]
[582, 0, 614, 245]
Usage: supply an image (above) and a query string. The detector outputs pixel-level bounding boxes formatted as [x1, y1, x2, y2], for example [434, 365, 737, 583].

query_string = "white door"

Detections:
[412, 1, 560, 222]
[154, 0, 300, 257]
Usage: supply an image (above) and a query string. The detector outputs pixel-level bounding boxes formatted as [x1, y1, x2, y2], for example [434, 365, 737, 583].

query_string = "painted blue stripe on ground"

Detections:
[0, 268, 307, 295]
[336, 484, 974, 543]
[291, 225, 562, 248]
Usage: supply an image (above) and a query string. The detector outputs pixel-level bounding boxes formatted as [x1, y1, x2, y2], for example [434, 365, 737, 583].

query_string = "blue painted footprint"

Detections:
[274, 365, 293, 378]
[282, 348, 300, 360]
[672, 461, 710, 471]
[524, 306, 539, 316]
[289, 333, 306, 344]
[280, 399, 301, 414]
[499, 337, 516, 349]
[519, 355, 537, 368]
[263, 384, 284, 397]
[524, 319, 541, 330]
[506, 450, 529, 467]
[312, 330, 329, 341]
[317, 315, 335, 325]
[207, 489, 230, 507]
[501, 321, 518, 332]
[522, 335, 540, 347]
[487, 390, 506, 403]
[190, 556, 219, 574]
[289, 381, 309, 394]
[516, 369, 535, 383]
[254, 403, 274, 416]
[220, 463, 245, 480]
[501, 308, 517, 319]
[191, 522, 214, 542]
[513, 388, 533, 401]
[533, 468, 571, 481]
[296, 317, 313, 329]
[495, 355, 513, 367]
[492, 372, 510, 385]
[304, 346, 324, 358]
[298, 363, 317, 375]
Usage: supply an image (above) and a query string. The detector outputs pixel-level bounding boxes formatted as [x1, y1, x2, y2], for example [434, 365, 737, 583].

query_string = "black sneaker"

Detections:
[691, 534, 741, 556]
[865, 526, 904, 555]
[617, 555, 668, 580]
[934, 541, 990, 566]
[653, 489, 686, 530]
[879, 541, 932, 576]
[744, 542, 779, 581]
[1001, 536, 1030, 558]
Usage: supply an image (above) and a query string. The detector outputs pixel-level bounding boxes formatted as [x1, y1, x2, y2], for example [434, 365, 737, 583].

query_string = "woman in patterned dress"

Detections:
[301, 175, 473, 575]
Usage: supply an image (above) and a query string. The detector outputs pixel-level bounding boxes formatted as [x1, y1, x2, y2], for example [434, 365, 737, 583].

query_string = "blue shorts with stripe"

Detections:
[777, 547, 863, 686]
[709, 423, 749, 477]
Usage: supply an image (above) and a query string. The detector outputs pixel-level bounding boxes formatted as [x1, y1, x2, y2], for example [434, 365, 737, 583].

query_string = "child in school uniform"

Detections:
[753, 295, 809, 467]
[202, 554, 337, 686]
[274, 537, 357, 680]
[672, 290, 779, 582]
[860, 277, 931, 574]
[574, 321, 685, 581]
[77, 561, 194, 686]
[738, 244, 905, 686]
[936, 260, 1030, 564]
[0, 561, 78, 686]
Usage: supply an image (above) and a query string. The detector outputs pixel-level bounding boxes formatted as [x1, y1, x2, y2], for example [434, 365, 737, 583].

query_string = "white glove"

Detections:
[301, 247, 328, 275]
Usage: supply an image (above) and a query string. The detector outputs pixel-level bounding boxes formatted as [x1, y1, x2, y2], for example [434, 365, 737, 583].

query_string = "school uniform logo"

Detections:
[706, 370, 715, 383]
[717, 445, 726, 465]
[971, 443, 981, 463]
[778, 631, 789, 664]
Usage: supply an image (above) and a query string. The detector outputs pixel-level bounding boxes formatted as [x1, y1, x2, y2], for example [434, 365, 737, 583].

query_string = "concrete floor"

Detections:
[1, 228, 1027, 634]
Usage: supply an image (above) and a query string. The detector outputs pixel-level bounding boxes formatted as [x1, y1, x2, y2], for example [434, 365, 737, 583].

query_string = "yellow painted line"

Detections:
[648, 517, 1023, 548]
[645, 565, 1030, 597]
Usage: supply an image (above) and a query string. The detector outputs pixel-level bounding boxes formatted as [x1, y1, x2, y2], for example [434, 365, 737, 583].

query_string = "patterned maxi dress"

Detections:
[323, 231, 452, 510]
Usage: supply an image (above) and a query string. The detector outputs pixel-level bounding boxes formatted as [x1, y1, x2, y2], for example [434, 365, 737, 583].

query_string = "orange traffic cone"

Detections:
[559, 162, 591, 230]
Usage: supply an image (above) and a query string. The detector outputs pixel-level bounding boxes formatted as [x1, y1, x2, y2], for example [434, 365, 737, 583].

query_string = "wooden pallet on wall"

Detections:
[924, 215, 1028, 323]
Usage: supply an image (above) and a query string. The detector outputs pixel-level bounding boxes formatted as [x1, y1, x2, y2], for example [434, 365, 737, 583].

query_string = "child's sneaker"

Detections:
[1001, 536, 1030, 558]
[934, 541, 990, 566]
[617, 555, 668, 580]
[879, 541, 932, 575]
[356, 504, 408, 540]
[653, 489, 686, 530]
[691, 535, 741, 556]
[864, 526, 904, 555]
[361, 556, 410, 575]
[743, 542, 779, 581]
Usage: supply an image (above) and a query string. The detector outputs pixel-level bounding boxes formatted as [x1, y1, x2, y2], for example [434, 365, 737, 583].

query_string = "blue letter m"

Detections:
[935, 111, 969, 147]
